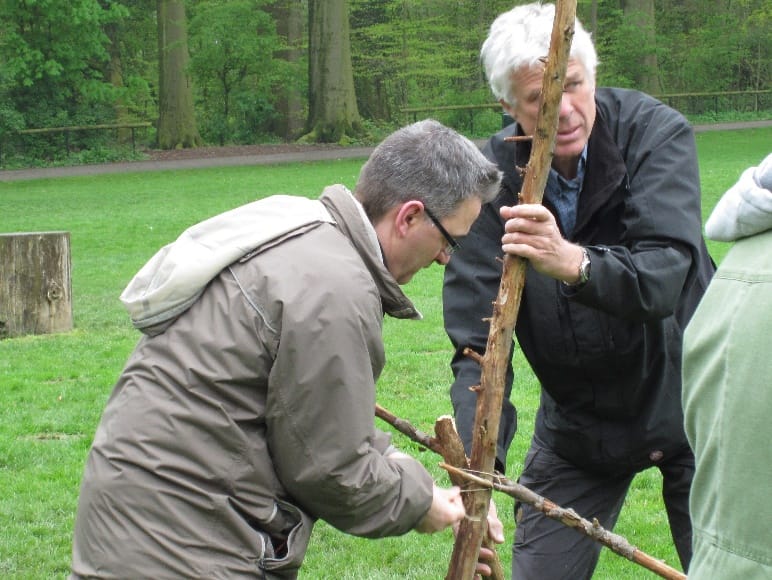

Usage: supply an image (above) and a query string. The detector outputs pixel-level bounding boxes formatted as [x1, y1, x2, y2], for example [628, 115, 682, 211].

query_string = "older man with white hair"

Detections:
[443, 4, 716, 578]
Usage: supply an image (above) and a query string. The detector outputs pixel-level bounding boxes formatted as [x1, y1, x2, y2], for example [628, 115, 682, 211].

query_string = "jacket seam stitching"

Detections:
[227, 266, 277, 333]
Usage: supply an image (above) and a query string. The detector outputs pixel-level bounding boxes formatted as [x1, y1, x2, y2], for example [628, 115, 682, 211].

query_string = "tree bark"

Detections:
[0, 232, 72, 339]
[445, 2, 577, 578]
[304, 0, 362, 143]
[157, 0, 202, 150]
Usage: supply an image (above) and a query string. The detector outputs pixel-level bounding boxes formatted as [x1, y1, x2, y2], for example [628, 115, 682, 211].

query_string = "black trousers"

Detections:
[512, 436, 694, 579]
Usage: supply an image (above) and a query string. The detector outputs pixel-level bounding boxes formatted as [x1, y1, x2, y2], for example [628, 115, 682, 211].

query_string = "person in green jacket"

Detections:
[682, 152, 772, 579]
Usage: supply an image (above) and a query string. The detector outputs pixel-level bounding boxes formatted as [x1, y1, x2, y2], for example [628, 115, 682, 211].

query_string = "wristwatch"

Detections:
[564, 247, 591, 286]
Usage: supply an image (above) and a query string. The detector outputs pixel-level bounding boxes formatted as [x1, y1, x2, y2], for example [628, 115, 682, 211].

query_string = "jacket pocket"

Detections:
[258, 502, 315, 578]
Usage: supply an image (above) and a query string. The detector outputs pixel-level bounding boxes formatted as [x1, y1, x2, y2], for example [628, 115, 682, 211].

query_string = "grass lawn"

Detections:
[0, 127, 769, 579]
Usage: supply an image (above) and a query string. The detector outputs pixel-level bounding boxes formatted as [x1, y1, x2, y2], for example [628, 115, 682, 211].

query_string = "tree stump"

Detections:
[0, 231, 73, 339]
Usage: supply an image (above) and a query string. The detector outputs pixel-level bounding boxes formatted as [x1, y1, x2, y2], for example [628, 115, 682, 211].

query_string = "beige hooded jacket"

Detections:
[71, 185, 433, 579]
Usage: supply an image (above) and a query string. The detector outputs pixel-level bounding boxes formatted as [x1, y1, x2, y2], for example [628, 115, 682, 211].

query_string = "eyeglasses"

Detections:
[423, 206, 461, 256]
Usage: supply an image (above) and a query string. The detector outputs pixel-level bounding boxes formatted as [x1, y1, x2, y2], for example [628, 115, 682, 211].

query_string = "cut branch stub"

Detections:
[434, 417, 505, 580]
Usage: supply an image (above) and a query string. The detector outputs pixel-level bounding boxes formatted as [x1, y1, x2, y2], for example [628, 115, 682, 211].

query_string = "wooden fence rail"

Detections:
[18, 122, 152, 153]
[401, 89, 772, 126]
[0, 122, 153, 163]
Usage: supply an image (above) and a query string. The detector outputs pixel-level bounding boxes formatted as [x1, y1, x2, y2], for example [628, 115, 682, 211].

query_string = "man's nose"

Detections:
[559, 94, 573, 117]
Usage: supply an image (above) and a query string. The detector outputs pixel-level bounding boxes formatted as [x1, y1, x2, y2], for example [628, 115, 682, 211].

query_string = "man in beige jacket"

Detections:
[70, 120, 502, 579]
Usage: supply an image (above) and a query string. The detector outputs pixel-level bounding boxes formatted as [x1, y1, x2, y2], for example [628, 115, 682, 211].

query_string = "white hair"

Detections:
[481, 2, 598, 107]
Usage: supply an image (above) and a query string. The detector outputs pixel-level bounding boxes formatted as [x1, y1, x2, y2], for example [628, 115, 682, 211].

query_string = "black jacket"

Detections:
[443, 88, 715, 475]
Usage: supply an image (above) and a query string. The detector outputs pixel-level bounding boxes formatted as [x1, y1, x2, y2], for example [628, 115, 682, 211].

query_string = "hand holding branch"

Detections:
[377, 403, 686, 580]
[415, 485, 466, 534]
[500, 204, 585, 284]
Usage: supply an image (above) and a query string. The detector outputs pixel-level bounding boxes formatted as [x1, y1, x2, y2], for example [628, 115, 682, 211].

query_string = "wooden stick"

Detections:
[375, 403, 442, 455]
[441, 464, 687, 580]
[435, 417, 506, 580]
[445, 2, 578, 578]
[374, 404, 505, 579]
[377, 404, 685, 579]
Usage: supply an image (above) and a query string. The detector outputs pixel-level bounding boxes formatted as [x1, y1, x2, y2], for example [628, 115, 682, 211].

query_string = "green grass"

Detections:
[0, 127, 769, 579]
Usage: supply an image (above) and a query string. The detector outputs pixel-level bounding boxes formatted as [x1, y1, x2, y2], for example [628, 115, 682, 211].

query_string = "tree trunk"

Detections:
[0, 232, 72, 339]
[270, 0, 305, 141]
[157, 0, 202, 150]
[622, 0, 661, 94]
[303, 0, 362, 143]
[104, 20, 132, 143]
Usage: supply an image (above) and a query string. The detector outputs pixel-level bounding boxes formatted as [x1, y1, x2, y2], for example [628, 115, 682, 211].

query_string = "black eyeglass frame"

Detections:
[423, 206, 461, 255]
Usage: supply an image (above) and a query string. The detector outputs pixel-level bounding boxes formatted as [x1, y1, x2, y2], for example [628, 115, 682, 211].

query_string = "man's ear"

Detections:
[394, 200, 424, 237]
[499, 99, 516, 122]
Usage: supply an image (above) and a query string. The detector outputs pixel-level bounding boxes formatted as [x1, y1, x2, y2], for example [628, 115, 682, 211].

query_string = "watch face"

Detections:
[562, 249, 591, 287]
[580, 252, 591, 283]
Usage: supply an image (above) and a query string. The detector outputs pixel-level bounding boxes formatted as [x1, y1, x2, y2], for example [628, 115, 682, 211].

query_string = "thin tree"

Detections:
[621, 0, 661, 94]
[103, 16, 127, 137]
[303, 0, 362, 143]
[157, 0, 201, 149]
[269, 0, 305, 141]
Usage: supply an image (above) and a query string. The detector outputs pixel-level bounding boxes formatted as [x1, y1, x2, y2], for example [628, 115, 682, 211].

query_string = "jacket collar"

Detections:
[490, 104, 628, 241]
[320, 185, 421, 320]
[575, 109, 628, 238]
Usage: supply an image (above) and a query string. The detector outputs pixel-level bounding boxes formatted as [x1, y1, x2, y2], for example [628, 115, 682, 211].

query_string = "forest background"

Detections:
[0, 0, 770, 165]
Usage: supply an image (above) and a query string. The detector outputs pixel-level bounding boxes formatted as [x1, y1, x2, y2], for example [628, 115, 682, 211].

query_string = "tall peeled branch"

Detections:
[444, 1, 577, 578]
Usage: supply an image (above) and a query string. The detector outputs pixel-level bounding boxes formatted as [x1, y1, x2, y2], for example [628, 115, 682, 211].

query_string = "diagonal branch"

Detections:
[375, 403, 685, 580]
[441, 464, 687, 580]
[375, 403, 442, 455]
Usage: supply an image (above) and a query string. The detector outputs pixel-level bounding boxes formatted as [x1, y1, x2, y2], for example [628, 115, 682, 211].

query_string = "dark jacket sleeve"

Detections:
[442, 189, 517, 472]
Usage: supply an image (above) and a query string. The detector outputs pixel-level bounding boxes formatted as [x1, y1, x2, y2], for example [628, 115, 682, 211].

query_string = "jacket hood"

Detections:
[320, 185, 421, 320]
[120, 187, 420, 335]
[120, 195, 336, 333]
[705, 153, 772, 242]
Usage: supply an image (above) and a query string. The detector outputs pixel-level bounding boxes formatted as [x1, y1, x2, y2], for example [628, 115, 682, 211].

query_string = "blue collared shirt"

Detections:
[545, 146, 587, 238]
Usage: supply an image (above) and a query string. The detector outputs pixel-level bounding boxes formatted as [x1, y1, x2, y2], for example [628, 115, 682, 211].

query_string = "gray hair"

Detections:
[481, 2, 597, 108]
[356, 119, 502, 221]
